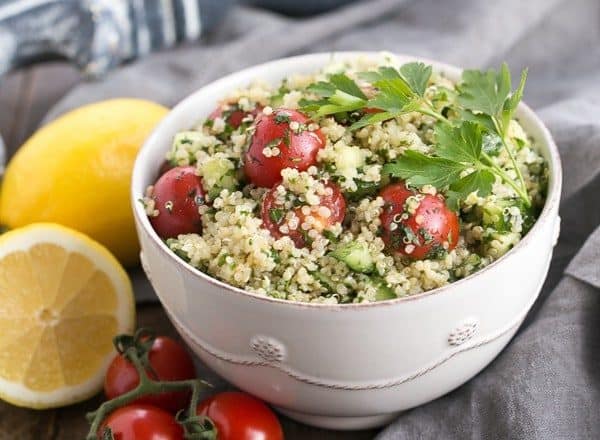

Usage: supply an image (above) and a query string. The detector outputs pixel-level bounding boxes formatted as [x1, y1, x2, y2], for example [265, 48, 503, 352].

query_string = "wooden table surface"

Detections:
[0, 62, 379, 440]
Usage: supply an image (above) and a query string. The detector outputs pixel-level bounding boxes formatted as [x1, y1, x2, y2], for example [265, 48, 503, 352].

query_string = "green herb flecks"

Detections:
[344, 179, 382, 202]
[274, 112, 292, 124]
[269, 208, 285, 224]
[330, 241, 374, 273]
[270, 249, 281, 264]
[323, 229, 339, 243]
[264, 137, 283, 149]
[400, 225, 420, 246]
[418, 227, 434, 244]
[282, 128, 291, 149]
[426, 244, 448, 260]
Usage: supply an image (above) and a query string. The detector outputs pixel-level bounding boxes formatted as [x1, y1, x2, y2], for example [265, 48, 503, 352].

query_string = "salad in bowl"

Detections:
[141, 54, 547, 304]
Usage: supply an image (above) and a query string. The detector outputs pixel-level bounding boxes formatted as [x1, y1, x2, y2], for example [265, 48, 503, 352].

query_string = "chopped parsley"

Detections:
[400, 225, 420, 246]
[418, 227, 434, 244]
[323, 229, 338, 243]
[274, 112, 292, 124]
[264, 137, 283, 149]
[426, 245, 448, 260]
[269, 208, 285, 224]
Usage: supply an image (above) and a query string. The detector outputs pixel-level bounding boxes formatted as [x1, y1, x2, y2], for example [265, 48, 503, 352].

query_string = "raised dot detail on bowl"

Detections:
[448, 318, 478, 346]
[250, 335, 286, 362]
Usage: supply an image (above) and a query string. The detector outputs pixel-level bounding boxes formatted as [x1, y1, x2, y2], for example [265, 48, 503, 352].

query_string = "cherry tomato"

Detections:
[158, 160, 174, 177]
[261, 181, 346, 248]
[379, 183, 459, 259]
[208, 104, 261, 129]
[99, 404, 183, 440]
[197, 392, 283, 440]
[104, 336, 196, 413]
[244, 109, 325, 187]
[149, 166, 206, 239]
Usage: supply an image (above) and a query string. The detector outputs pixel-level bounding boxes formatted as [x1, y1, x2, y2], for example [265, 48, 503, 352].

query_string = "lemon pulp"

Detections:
[0, 223, 135, 409]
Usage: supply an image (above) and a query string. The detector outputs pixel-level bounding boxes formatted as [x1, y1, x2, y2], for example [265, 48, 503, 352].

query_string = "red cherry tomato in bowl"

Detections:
[261, 181, 346, 247]
[197, 392, 283, 440]
[149, 166, 207, 239]
[379, 183, 459, 259]
[158, 160, 174, 177]
[208, 104, 262, 129]
[104, 336, 196, 413]
[99, 404, 183, 440]
[244, 109, 325, 188]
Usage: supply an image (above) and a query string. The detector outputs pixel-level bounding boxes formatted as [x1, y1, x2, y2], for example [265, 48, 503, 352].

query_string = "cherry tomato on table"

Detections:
[208, 103, 262, 129]
[104, 336, 196, 413]
[379, 183, 459, 259]
[99, 404, 183, 440]
[261, 181, 346, 248]
[244, 108, 325, 188]
[149, 166, 207, 239]
[197, 392, 284, 440]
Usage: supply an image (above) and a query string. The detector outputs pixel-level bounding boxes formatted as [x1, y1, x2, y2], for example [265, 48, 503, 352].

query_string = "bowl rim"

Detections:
[132, 51, 562, 310]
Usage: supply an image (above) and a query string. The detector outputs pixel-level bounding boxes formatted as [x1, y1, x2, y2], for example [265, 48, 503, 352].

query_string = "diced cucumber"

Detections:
[464, 253, 482, 267]
[483, 231, 520, 257]
[200, 157, 237, 192]
[482, 200, 508, 232]
[330, 241, 374, 273]
[482, 198, 535, 234]
[335, 145, 366, 173]
[219, 171, 237, 190]
[172, 131, 206, 149]
[482, 133, 503, 156]
[369, 276, 396, 301]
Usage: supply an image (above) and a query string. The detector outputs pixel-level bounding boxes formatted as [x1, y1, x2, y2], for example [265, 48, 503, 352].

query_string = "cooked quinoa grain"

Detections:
[148, 54, 548, 304]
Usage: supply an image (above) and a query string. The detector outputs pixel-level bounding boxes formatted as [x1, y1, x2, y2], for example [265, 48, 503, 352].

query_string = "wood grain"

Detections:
[0, 63, 379, 440]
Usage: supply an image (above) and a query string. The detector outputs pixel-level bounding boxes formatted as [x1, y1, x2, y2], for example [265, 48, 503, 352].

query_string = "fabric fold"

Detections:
[566, 225, 600, 289]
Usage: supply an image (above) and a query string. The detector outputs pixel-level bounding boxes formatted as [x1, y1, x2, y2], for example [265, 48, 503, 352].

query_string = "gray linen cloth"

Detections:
[45, 0, 600, 437]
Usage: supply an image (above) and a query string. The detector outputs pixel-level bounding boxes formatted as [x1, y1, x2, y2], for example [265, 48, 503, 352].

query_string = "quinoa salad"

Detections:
[143, 54, 548, 304]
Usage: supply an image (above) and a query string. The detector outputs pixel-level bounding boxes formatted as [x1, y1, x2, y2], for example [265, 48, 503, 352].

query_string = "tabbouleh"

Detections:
[143, 54, 548, 304]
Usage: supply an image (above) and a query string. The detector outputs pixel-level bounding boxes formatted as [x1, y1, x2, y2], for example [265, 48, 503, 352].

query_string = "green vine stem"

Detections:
[85, 329, 214, 440]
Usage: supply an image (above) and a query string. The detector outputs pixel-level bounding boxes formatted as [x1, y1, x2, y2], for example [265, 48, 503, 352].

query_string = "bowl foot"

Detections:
[275, 407, 400, 430]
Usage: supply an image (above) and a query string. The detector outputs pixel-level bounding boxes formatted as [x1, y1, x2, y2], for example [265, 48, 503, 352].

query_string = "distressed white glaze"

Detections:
[132, 52, 562, 430]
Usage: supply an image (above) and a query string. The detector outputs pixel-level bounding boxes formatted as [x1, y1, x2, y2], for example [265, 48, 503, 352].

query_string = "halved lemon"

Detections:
[0, 223, 135, 409]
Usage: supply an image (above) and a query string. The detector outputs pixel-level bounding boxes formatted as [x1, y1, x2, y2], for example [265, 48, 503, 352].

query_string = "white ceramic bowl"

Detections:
[132, 52, 562, 430]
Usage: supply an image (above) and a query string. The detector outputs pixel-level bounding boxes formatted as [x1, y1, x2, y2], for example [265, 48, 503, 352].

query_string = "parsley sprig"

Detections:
[300, 61, 531, 208]
[300, 73, 368, 116]
[457, 64, 529, 198]
[383, 122, 500, 210]
[300, 62, 443, 130]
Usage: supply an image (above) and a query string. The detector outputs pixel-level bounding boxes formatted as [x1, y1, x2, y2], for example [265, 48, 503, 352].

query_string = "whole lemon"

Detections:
[0, 99, 168, 267]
